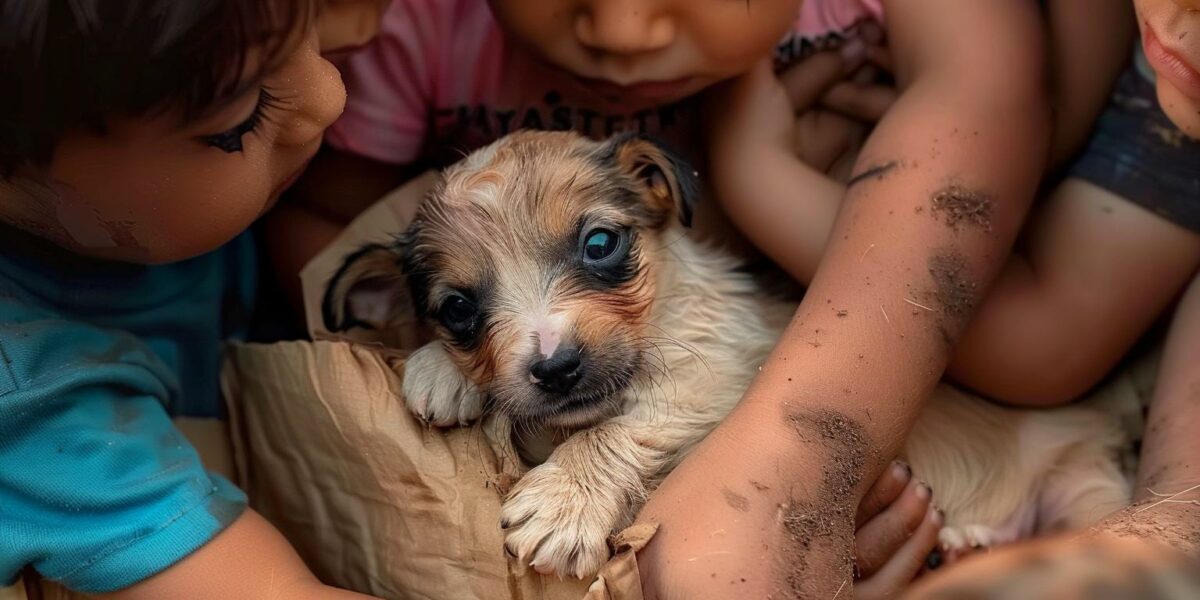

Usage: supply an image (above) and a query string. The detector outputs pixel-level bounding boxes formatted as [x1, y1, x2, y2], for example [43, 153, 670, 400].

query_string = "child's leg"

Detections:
[948, 178, 1200, 406]
[1082, 273, 1200, 558]
[1135, 272, 1200, 502]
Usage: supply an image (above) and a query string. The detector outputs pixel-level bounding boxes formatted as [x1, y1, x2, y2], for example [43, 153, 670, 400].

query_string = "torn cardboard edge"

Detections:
[221, 339, 654, 600]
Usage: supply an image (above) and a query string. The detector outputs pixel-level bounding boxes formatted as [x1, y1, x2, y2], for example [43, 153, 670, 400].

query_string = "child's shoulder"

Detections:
[0, 231, 250, 593]
[0, 229, 255, 414]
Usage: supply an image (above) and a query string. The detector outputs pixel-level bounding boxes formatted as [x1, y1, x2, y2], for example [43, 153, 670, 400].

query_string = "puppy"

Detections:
[324, 131, 1132, 579]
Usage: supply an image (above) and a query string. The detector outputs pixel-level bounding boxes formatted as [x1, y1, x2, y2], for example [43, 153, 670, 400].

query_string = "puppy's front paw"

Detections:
[402, 343, 483, 426]
[500, 462, 624, 579]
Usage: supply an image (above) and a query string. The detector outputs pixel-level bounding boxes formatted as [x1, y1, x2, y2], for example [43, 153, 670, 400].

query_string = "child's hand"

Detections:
[703, 50, 882, 283]
[705, 53, 848, 169]
[705, 49, 895, 179]
[854, 460, 943, 600]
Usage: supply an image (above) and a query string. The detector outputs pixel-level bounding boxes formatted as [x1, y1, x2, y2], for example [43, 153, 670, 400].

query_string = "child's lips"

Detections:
[575, 75, 697, 102]
[1143, 24, 1200, 101]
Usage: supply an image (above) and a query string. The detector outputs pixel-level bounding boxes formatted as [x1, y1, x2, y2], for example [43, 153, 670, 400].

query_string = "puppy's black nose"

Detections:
[530, 348, 582, 394]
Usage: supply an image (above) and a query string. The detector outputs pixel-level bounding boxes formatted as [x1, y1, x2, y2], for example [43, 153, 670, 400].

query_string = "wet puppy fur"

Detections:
[324, 131, 1132, 579]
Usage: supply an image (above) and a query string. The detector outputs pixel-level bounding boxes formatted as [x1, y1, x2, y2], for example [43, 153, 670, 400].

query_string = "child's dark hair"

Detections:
[0, 0, 318, 174]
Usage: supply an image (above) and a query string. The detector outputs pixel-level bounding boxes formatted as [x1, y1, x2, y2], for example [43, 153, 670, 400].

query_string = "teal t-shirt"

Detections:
[0, 229, 253, 593]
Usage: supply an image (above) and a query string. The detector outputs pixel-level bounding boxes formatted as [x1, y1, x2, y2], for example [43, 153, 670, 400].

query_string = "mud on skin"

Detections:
[930, 185, 994, 232]
[723, 487, 751, 513]
[1098, 499, 1200, 558]
[777, 408, 871, 599]
[926, 251, 978, 319]
[846, 160, 901, 189]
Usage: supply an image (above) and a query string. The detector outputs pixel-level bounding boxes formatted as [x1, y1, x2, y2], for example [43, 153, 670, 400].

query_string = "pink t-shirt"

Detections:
[327, 0, 884, 166]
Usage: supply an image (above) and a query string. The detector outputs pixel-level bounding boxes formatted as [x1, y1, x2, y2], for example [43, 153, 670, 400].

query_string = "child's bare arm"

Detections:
[1045, 0, 1136, 167]
[101, 511, 376, 600]
[707, 55, 856, 283]
[712, 3, 1166, 407]
[1135, 271, 1200, 504]
[948, 181, 1200, 405]
[1086, 271, 1200, 560]
[636, 1, 1049, 598]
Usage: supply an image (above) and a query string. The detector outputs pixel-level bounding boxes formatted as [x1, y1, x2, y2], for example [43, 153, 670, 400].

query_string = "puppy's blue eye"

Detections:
[583, 229, 619, 262]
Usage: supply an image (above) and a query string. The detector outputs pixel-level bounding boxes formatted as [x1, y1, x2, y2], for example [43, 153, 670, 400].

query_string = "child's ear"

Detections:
[318, 0, 391, 56]
[321, 238, 411, 332]
[605, 133, 701, 228]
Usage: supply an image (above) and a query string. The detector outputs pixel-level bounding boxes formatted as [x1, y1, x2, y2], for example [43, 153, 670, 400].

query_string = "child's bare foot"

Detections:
[854, 460, 944, 600]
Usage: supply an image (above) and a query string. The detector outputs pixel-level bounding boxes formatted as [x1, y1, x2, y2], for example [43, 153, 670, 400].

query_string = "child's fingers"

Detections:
[820, 81, 898, 123]
[859, 21, 886, 46]
[856, 460, 913, 527]
[854, 478, 933, 577]
[792, 110, 869, 173]
[866, 45, 894, 73]
[855, 505, 944, 600]
[777, 49, 856, 112]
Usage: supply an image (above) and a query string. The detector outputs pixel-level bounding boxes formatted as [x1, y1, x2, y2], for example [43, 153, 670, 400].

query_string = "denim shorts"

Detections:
[1068, 61, 1200, 233]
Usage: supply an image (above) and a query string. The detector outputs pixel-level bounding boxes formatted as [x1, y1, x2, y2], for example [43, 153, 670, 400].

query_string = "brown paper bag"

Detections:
[219, 172, 652, 599]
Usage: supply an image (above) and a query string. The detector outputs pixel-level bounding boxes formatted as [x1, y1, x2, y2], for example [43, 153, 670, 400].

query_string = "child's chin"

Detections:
[1157, 82, 1200, 141]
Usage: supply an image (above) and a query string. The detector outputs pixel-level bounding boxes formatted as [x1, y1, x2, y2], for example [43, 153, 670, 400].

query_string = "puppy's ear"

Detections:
[321, 240, 411, 332]
[606, 133, 700, 228]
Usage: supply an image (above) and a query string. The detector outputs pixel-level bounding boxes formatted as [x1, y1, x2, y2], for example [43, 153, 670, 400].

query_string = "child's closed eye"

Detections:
[199, 87, 285, 154]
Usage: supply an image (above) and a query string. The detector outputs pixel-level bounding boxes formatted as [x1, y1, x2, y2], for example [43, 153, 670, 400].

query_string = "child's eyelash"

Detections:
[200, 87, 284, 154]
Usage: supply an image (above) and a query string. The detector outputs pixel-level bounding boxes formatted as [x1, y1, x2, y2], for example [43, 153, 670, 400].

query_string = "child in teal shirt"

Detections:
[0, 2, 377, 597]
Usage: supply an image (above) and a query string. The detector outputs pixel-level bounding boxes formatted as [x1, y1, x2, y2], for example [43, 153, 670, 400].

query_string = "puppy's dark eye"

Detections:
[583, 228, 620, 263]
[439, 294, 477, 330]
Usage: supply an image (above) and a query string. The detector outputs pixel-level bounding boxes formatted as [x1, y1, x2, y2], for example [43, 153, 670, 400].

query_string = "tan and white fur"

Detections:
[324, 131, 1131, 580]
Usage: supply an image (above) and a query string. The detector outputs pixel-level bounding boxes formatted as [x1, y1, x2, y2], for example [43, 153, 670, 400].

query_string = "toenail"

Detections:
[916, 481, 931, 499]
[926, 549, 943, 570]
[893, 460, 911, 481]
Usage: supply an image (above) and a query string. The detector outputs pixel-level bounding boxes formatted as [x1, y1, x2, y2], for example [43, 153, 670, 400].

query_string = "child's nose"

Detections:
[574, 1, 674, 56]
